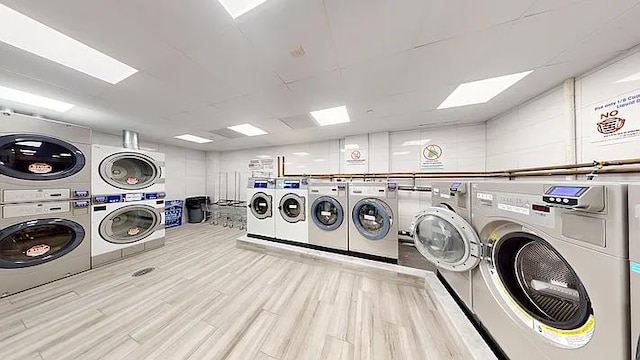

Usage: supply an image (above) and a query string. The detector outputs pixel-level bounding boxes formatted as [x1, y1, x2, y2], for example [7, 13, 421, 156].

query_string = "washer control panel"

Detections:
[543, 185, 604, 212]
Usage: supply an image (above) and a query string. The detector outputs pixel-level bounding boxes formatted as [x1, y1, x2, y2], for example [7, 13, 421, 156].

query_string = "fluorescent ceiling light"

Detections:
[174, 134, 213, 144]
[293, 152, 310, 157]
[438, 70, 533, 109]
[310, 105, 350, 126]
[402, 139, 431, 147]
[0, 4, 138, 84]
[616, 72, 640, 83]
[227, 123, 268, 137]
[0, 85, 74, 112]
[217, 0, 269, 19]
[393, 151, 411, 156]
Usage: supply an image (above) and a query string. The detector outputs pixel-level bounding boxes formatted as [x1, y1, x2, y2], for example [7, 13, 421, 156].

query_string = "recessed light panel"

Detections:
[217, 0, 269, 19]
[227, 124, 268, 137]
[0, 4, 138, 84]
[174, 134, 213, 144]
[310, 105, 350, 126]
[438, 71, 533, 109]
[0, 85, 74, 112]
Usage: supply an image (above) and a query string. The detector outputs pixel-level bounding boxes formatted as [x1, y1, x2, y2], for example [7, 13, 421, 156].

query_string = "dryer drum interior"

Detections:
[311, 197, 343, 230]
[250, 193, 271, 219]
[494, 232, 592, 330]
[99, 153, 159, 190]
[100, 206, 159, 244]
[0, 134, 85, 180]
[279, 194, 304, 223]
[0, 220, 85, 268]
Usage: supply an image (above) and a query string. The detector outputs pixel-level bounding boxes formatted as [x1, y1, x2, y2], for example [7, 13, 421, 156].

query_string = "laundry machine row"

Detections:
[247, 178, 400, 262]
[411, 180, 630, 360]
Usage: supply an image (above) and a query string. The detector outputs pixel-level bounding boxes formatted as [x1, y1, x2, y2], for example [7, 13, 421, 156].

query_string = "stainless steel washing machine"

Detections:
[411, 181, 477, 311]
[308, 181, 348, 251]
[0, 114, 91, 204]
[629, 184, 640, 359]
[464, 181, 629, 360]
[0, 199, 91, 296]
[348, 182, 398, 261]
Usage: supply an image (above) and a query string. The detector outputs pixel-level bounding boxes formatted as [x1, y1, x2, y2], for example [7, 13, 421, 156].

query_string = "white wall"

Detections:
[91, 132, 207, 200]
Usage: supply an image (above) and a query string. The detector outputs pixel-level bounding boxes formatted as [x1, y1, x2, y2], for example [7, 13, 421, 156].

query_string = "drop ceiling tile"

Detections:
[287, 70, 346, 110]
[236, 0, 338, 83]
[524, 0, 589, 16]
[324, 0, 426, 67]
[341, 52, 410, 101]
[163, 106, 222, 129]
[416, 0, 533, 46]
[247, 85, 306, 119]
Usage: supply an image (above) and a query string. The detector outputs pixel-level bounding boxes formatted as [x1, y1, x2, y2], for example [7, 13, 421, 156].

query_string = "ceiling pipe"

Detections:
[122, 130, 140, 150]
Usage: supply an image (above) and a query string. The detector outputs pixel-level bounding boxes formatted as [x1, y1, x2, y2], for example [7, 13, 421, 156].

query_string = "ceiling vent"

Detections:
[289, 45, 306, 59]
[209, 128, 246, 139]
[122, 130, 139, 150]
[279, 114, 316, 130]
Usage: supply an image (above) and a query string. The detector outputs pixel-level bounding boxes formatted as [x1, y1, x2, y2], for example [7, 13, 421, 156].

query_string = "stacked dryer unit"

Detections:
[308, 181, 349, 251]
[0, 114, 91, 297]
[91, 141, 166, 267]
[247, 178, 276, 239]
[275, 178, 309, 244]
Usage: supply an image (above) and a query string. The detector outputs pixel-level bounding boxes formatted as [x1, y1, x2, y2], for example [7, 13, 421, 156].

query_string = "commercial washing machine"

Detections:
[91, 192, 165, 267]
[92, 144, 165, 195]
[411, 181, 477, 311]
[0, 199, 91, 296]
[247, 178, 276, 240]
[349, 182, 398, 261]
[308, 181, 348, 251]
[0, 114, 91, 204]
[275, 178, 308, 244]
[629, 184, 640, 359]
[461, 181, 628, 360]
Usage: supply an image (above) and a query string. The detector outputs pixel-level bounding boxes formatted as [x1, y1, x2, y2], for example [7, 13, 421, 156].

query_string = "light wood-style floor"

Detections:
[0, 225, 467, 360]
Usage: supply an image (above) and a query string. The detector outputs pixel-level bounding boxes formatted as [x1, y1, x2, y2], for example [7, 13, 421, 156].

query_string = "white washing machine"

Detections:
[308, 181, 348, 251]
[247, 178, 276, 239]
[349, 182, 398, 261]
[411, 181, 477, 312]
[629, 184, 640, 359]
[433, 181, 629, 360]
[91, 192, 165, 267]
[0, 199, 91, 297]
[92, 144, 165, 195]
[275, 178, 308, 244]
[0, 114, 91, 204]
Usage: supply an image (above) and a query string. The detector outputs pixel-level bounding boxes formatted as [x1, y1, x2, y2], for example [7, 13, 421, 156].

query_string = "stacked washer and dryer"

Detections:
[0, 114, 92, 297]
[90, 139, 166, 267]
[412, 180, 630, 360]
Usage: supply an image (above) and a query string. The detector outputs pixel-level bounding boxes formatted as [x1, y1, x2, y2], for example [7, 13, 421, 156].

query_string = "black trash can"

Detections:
[185, 196, 210, 223]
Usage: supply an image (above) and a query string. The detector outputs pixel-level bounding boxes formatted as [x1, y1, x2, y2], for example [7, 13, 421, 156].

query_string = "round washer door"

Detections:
[311, 196, 344, 231]
[352, 198, 393, 240]
[490, 231, 595, 348]
[0, 219, 85, 268]
[249, 193, 272, 219]
[279, 194, 305, 223]
[0, 134, 86, 181]
[99, 205, 160, 244]
[99, 152, 161, 190]
[411, 207, 480, 272]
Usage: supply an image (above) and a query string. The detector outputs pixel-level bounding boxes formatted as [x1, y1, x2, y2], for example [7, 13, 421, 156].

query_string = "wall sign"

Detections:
[421, 144, 444, 170]
[344, 148, 368, 170]
[591, 92, 640, 146]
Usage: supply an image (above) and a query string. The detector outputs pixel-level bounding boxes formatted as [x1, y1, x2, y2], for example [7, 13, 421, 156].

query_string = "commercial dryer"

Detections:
[275, 178, 309, 244]
[246, 178, 276, 239]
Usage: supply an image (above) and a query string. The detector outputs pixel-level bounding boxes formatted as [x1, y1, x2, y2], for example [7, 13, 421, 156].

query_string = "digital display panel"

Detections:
[547, 186, 586, 197]
[74, 201, 89, 208]
[284, 181, 300, 189]
[145, 193, 159, 200]
[532, 204, 550, 213]
[107, 195, 122, 203]
[254, 182, 268, 188]
[451, 182, 461, 189]
[388, 183, 397, 189]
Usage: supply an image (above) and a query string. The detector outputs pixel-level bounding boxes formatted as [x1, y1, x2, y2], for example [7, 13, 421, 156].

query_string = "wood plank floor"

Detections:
[0, 224, 469, 360]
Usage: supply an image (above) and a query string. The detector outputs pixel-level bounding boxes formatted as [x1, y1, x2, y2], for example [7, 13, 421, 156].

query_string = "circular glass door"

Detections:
[99, 153, 160, 190]
[412, 207, 480, 272]
[491, 232, 594, 347]
[99, 205, 160, 244]
[0, 219, 85, 268]
[311, 196, 344, 231]
[352, 199, 393, 240]
[250, 193, 272, 219]
[0, 135, 86, 181]
[279, 194, 305, 223]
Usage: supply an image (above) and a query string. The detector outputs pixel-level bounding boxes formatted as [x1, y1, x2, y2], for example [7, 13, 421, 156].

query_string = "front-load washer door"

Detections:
[411, 207, 481, 272]
[311, 196, 344, 231]
[490, 231, 595, 348]
[0, 219, 85, 268]
[99, 205, 160, 244]
[99, 152, 161, 190]
[279, 194, 305, 223]
[352, 198, 393, 240]
[0, 134, 86, 181]
[249, 193, 272, 219]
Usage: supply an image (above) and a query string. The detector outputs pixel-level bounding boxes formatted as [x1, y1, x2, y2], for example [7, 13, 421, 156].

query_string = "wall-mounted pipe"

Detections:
[122, 130, 140, 150]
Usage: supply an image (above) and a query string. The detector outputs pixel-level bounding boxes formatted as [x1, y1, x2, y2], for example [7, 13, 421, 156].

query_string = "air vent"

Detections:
[209, 128, 246, 139]
[289, 45, 306, 59]
[279, 114, 316, 130]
